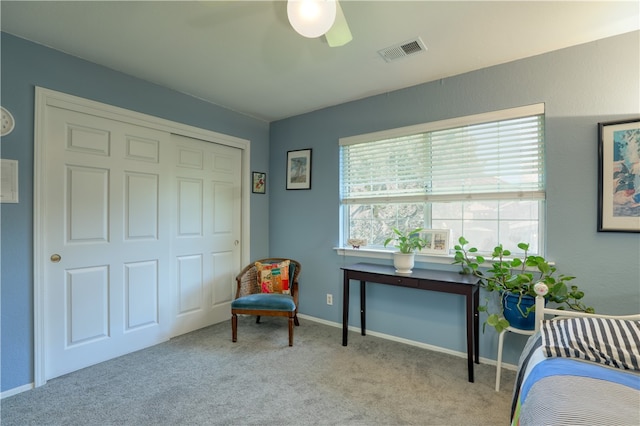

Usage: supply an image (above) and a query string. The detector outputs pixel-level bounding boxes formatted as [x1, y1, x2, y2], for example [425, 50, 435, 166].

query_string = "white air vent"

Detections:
[378, 37, 427, 63]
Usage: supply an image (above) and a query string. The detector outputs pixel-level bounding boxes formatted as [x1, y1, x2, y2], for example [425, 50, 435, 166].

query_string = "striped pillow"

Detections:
[541, 317, 640, 370]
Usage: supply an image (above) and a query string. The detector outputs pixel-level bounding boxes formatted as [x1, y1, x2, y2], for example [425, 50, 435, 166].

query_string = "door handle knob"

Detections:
[50, 254, 61, 263]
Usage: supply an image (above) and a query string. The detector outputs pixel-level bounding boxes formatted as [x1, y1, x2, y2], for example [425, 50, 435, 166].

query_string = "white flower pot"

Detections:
[393, 252, 415, 273]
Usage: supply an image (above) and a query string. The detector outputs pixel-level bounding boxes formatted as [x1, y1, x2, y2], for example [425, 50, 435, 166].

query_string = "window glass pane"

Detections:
[374, 204, 399, 221]
[432, 203, 463, 253]
[464, 201, 499, 220]
[348, 205, 371, 242]
[461, 221, 499, 252]
[395, 204, 424, 229]
[499, 200, 538, 220]
[435, 219, 462, 254]
[432, 202, 463, 219]
[349, 219, 370, 239]
[349, 204, 371, 220]
[499, 221, 539, 254]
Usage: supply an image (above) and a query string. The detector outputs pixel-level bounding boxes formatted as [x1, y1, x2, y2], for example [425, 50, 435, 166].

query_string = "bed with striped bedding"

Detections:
[511, 316, 640, 426]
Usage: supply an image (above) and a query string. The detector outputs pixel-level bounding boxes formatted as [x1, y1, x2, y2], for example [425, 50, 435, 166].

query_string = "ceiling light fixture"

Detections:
[287, 0, 337, 39]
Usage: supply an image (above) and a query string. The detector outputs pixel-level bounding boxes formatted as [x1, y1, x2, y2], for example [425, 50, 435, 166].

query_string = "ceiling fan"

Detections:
[287, 0, 352, 47]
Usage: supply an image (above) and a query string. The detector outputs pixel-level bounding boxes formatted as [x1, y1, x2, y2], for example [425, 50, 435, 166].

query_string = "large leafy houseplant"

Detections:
[453, 237, 593, 332]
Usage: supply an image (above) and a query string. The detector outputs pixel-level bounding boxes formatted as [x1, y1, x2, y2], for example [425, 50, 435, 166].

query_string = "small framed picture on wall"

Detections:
[252, 171, 266, 194]
[286, 149, 312, 190]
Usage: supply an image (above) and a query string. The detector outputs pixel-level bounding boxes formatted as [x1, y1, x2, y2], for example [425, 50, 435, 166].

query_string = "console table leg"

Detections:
[474, 288, 480, 364]
[342, 271, 349, 346]
[360, 280, 366, 336]
[466, 292, 474, 382]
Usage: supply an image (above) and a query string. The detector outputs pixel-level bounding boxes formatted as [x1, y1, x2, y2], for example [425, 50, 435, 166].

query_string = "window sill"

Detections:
[334, 247, 554, 268]
[334, 247, 456, 266]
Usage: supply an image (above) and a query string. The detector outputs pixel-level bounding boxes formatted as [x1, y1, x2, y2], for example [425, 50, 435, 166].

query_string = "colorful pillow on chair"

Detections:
[255, 260, 291, 294]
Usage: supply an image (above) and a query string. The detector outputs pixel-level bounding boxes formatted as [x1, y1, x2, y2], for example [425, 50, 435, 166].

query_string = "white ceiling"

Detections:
[2, 1, 639, 122]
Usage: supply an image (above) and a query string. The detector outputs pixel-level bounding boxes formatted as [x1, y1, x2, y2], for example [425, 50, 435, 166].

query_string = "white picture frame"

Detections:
[419, 229, 451, 255]
[0, 159, 19, 203]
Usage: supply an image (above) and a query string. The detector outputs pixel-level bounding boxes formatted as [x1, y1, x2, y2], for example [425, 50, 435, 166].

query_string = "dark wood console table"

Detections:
[341, 262, 481, 382]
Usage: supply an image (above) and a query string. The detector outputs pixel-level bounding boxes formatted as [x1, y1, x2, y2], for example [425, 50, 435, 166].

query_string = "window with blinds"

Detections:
[339, 104, 546, 255]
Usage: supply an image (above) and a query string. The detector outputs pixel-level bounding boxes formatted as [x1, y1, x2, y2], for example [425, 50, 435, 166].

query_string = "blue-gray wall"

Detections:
[2, 30, 639, 394]
[269, 31, 640, 367]
[0, 33, 270, 392]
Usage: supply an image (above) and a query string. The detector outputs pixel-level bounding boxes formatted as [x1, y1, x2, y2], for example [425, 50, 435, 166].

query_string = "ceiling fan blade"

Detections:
[325, 0, 352, 47]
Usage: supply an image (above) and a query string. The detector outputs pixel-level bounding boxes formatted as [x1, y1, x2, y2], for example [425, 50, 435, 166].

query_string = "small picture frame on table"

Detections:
[598, 118, 640, 232]
[419, 229, 451, 255]
[286, 149, 312, 190]
[252, 171, 266, 194]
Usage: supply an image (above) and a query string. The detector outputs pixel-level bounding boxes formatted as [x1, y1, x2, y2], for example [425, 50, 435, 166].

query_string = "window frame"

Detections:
[338, 104, 546, 258]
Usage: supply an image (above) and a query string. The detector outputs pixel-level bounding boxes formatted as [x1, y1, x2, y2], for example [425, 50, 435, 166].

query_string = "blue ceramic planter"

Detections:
[502, 292, 536, 330]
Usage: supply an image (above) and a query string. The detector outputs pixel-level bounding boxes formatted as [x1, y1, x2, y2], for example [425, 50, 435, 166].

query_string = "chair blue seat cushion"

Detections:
[231, 293, 296, 312]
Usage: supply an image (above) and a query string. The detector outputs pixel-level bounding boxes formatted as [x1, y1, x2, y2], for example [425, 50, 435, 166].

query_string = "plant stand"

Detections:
[495, 326, 536, 392]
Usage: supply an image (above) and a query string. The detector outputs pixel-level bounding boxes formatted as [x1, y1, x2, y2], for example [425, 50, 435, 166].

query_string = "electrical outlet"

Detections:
[326, 293, 333, 305]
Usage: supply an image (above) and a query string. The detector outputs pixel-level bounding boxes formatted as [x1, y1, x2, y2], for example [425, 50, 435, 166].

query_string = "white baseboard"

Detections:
[297, 313, 518, 371]
[1, 383, 33, 399]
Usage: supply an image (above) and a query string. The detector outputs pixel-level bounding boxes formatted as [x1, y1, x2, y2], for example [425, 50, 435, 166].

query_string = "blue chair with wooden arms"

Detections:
[231, 258, 301, 346]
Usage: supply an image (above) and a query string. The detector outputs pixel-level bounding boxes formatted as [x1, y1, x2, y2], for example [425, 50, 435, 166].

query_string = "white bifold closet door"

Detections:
[170, 133, 240, 337]
[42, 105, 240, 380]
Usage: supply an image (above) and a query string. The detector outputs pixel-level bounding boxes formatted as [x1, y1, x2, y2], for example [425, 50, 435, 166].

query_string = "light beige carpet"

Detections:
[1, 316, 515, 425]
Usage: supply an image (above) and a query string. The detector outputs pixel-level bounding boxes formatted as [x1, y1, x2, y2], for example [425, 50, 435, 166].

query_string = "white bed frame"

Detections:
[534, 285, 640, 330]
[509, 286, 640, 424]
[496, 284, 640, 392]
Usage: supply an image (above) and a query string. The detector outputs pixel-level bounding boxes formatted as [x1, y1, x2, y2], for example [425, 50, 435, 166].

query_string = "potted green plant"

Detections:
[453, 236, 593, 332]
[384, 227, 428, 273]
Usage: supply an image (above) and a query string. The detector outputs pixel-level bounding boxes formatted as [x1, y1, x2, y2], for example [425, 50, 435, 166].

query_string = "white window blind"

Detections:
[340, 107, 545, 205]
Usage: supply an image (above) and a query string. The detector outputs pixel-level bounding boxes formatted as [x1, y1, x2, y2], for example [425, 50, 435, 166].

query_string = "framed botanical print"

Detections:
[252, 171, 266, 194]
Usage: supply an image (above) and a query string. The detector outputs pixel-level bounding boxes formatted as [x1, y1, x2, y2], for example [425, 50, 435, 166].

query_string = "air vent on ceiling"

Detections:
[378, 37, 427, 63]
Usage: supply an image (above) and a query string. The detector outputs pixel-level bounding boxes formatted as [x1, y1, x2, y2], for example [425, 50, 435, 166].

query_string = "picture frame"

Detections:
[598, 118, 640, 232]
[418, 229, 451, 255]
[252, 171, 266, 194]
[286, 149, 312, 190]
[0, 159, 19, 203]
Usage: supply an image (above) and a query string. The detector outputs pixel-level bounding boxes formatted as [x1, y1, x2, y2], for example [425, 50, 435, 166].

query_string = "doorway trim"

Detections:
[33, 87, 251, 387]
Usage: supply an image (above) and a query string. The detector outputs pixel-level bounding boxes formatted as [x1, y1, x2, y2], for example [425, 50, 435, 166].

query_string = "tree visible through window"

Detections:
[340, 104, 545, 255]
